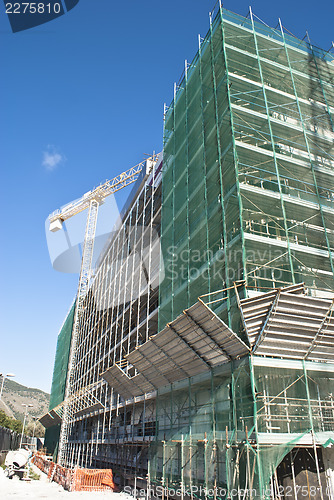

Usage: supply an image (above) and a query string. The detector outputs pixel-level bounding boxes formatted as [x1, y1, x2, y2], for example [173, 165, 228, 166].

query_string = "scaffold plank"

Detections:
[240, 285, 334, 361]
[101, 364, 156, 399]
[39, 412, 58, 428]
[113, 299, 251, 394]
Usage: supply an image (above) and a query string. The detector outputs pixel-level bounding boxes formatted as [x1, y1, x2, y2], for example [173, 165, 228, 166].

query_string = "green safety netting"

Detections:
[44, 302, 75, 454]
[159, 5, 334, 336]
[149, 356, 334, 499]
[157, 8, 334, 493]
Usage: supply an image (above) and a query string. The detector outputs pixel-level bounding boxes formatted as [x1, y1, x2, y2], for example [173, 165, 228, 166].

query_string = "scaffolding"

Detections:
[156, 6, 334, 494]
[159, 3, 334, 336]
[42, 155, 163, 472]
[41, 4, 334, 498]
[149, 354, 334, 499]
[149, 282, 334, 498]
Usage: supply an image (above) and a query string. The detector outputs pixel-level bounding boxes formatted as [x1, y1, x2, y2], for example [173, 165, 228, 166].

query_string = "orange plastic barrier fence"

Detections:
[71, 467, 115, 492]
[52, 463, 73, 490]
[31, 453, 48, 474]
[47, 462, 55, 479]
[32, 452, 115, 492]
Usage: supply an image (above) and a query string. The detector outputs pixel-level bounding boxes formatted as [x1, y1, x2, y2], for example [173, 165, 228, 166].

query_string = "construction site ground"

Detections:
[0, 464, 132, 499]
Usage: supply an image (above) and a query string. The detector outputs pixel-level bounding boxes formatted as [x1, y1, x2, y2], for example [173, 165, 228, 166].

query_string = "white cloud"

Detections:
[42, 147, 64, 171]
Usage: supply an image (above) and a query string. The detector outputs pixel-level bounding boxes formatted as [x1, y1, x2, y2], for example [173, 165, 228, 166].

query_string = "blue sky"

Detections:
[0, 0, 333, 395]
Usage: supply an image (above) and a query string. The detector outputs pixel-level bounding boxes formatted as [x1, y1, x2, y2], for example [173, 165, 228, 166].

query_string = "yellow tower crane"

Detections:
[48, 154, 158, 466]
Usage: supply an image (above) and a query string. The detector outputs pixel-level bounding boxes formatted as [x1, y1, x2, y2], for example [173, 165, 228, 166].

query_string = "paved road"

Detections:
[0, 466, 129, 499]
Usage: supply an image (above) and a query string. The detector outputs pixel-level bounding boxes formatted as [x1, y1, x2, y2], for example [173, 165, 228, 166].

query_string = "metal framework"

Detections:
[44, 154, 163, 471]
[41, 4, 334, 499]
[160, 2, 334, 337]
[150, 353, 334, 500]
[58, 199, 99, 464]
[50, 156, 158, 465]
[101, 299, 249, 401]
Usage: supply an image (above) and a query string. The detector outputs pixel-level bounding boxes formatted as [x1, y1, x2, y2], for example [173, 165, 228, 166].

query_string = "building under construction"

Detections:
[41, 4, 334, 499]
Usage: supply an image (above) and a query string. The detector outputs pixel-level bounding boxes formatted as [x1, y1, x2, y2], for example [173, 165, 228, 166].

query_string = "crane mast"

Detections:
[52, 155, 158, 466]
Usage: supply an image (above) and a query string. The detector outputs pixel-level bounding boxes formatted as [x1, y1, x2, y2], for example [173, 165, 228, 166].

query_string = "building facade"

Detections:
[42, 5, 334, 499]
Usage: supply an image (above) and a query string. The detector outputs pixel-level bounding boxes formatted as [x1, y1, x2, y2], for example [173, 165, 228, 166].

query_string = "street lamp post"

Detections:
[0, 373, 15, 401]
[20, 404, 33, 448]
[31, 416, 38, 451]
[32, 415, 39, 450]
[32, 416, 37, 439]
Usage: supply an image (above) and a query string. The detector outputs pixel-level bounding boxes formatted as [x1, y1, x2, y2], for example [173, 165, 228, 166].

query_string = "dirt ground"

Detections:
[0, 465, 133, 500]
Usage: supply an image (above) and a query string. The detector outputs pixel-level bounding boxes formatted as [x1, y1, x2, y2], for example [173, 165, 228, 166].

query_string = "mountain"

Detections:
[0, 378, 50, 423]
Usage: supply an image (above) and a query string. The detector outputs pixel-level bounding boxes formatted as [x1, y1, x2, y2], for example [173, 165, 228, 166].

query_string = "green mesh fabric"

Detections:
[149, 356, 334, 499]
[159, 5, 334, 334]
[156, 6, 334, 494]
[44, 302, 75, 455]
[44, 424, 61, 456]
[48, 302, 75, 410]
[159, 9, 240, 332]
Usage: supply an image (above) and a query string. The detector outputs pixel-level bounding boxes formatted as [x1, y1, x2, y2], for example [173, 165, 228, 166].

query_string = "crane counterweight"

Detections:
[49, 219, 63, 232]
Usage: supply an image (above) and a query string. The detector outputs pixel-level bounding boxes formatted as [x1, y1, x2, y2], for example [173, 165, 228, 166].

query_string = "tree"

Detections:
[0, 410, 10, 428]
[0, 410, 23, 433]
[25, 420, 45, 438]
[11, 418, 23, 433]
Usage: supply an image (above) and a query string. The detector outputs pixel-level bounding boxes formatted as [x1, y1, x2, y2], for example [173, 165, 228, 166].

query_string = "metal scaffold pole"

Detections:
[58, 199, 99, 466]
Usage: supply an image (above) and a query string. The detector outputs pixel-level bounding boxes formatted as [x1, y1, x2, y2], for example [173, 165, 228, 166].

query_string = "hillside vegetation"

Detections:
[0, 378, 49, 437]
